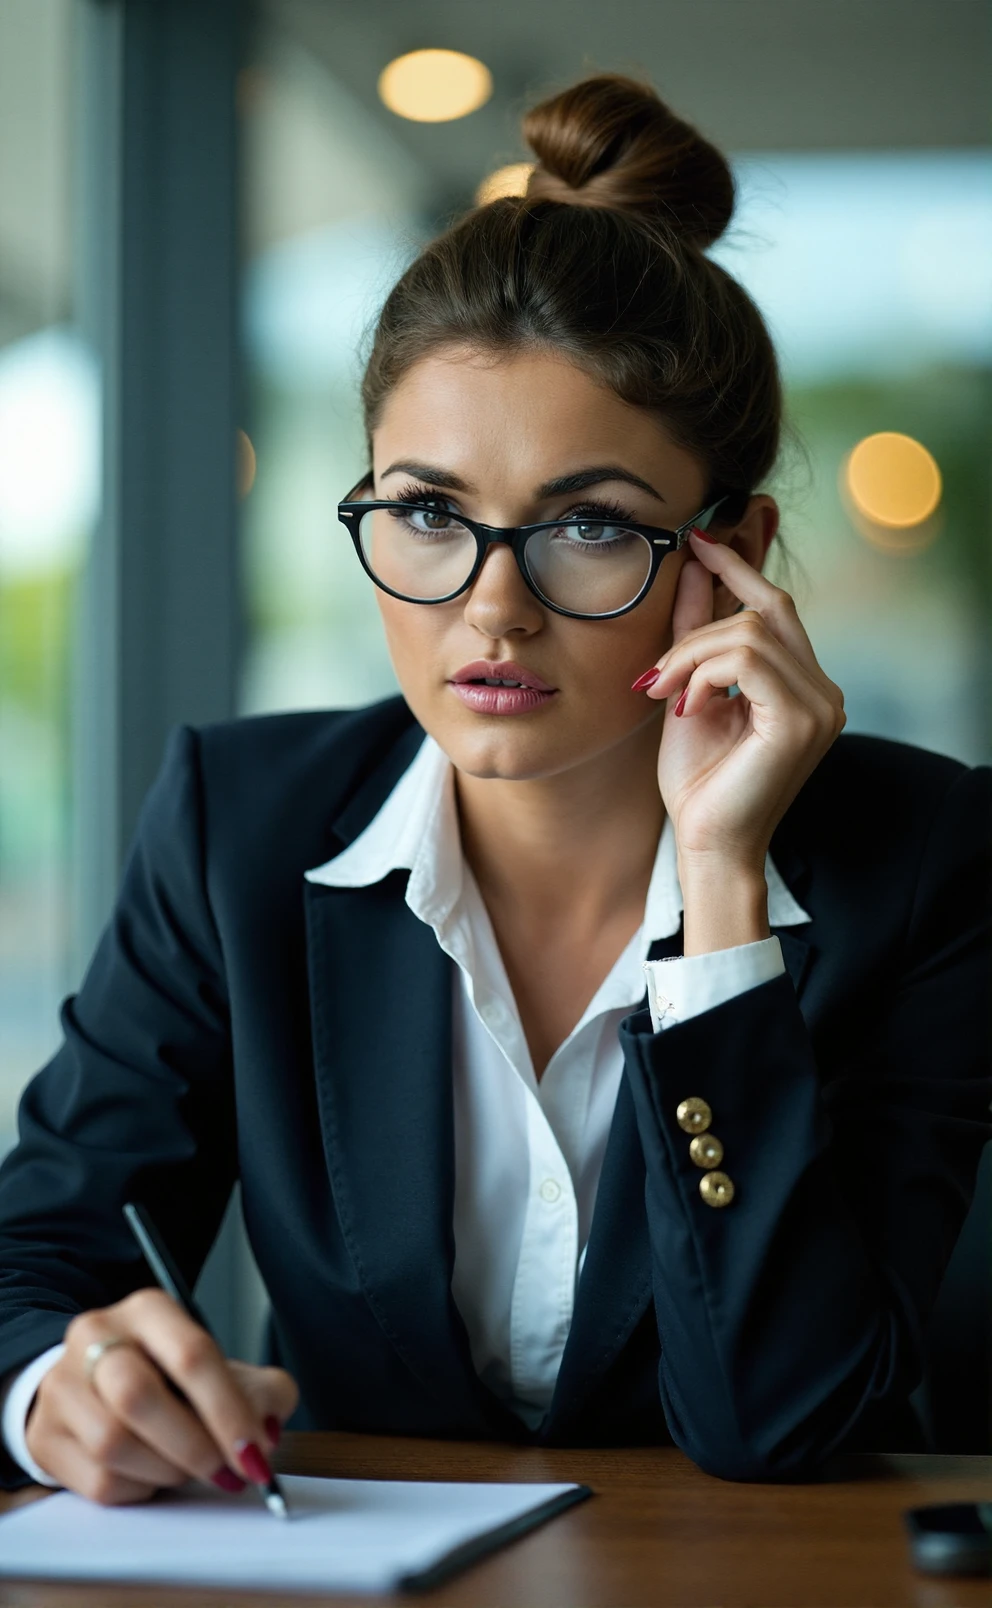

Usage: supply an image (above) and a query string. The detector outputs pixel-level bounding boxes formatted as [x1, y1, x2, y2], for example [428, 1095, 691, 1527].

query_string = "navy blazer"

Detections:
[0, 695, 989, 1489]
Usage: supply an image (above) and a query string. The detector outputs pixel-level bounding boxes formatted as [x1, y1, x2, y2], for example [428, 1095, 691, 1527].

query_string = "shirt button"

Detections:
[539, 1178, 562, 1203]
[676, 1097, 712, 1133]
[699, 1171, 735, 1208]
[689, 1133, 724, 1169]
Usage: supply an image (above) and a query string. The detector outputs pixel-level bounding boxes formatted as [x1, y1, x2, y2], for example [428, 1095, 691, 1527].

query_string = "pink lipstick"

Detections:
[449, 659, 557, 716]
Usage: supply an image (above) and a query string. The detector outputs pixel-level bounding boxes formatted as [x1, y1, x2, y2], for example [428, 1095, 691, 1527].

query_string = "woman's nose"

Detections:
[461, 542, 544, 635]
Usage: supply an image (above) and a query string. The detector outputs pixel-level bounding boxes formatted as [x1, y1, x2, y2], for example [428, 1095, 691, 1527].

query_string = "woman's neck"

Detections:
[453, 720, 665, 942]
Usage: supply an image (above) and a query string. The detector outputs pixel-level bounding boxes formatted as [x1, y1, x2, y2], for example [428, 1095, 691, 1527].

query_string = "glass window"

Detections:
[0, 0, 97, 1152]
[240, 20, 433, 718]
[713, 151, 991, 765]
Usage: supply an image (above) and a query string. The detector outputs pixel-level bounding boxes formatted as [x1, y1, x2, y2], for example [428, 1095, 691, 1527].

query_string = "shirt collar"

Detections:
[304, 732, 812, 938]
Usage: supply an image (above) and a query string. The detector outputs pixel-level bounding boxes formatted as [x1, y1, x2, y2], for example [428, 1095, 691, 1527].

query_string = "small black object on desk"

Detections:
[903, 1502, 992, 1576]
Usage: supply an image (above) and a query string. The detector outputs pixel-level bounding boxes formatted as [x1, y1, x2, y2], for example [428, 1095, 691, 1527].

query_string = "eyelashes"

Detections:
[391, 482, 637, 525]
[394, 480, 454, 509]
[563, 497, 634, 524]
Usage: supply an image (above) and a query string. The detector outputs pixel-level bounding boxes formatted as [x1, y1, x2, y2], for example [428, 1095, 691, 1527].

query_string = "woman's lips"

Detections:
[451, 659, 555, 692]
[449, 683, 557, 716]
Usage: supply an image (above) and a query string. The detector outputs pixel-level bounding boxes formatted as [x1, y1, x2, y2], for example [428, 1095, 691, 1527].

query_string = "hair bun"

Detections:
[522, 73, 734, 249]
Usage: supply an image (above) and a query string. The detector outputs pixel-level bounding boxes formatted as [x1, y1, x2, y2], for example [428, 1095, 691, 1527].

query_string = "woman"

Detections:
[0, 75, 989, 1502]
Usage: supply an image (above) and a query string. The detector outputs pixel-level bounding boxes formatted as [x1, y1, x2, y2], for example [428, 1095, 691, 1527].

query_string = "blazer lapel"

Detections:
[543, 928, 680, 1435]
[303, 732, 525, 1438]
[546, 837, 815, 1435]
[776, 926, 813, 996]
[304, 876, 522, 1434]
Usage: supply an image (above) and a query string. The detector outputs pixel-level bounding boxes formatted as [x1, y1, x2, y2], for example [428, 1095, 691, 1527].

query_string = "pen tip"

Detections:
[266, 1490, 290, 1520]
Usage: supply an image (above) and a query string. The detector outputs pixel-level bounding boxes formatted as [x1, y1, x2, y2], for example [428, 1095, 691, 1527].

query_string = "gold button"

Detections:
[676, 1097, 712, 1133]
[689, 1133, 724, 1169]
[699, 1171, 735, 1208]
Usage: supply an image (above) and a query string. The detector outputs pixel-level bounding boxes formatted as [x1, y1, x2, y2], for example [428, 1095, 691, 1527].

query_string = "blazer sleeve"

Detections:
[0, 725, 237, 1490]
[618, 761, 992, 1482]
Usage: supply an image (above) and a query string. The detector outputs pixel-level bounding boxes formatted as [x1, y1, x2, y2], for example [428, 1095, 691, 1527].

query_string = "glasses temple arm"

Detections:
[674, 497, 729, 549]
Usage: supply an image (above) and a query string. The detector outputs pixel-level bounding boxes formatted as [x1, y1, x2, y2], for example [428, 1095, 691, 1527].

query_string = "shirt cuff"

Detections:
[644, 936, 786, 1032]
[0, 1343, 66, 1487]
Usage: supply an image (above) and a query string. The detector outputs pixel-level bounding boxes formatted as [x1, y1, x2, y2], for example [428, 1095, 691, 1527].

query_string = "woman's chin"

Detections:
[437, 721, 577, 784]
[433, 715, 628, 785]
[417, 688, 664, 783]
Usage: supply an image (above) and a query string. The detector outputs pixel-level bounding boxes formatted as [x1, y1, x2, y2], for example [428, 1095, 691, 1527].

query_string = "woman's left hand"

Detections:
[642, 528, 847, 873]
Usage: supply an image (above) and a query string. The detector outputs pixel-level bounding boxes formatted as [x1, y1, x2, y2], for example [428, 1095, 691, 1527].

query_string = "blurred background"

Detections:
[1, 0, 989, 1442]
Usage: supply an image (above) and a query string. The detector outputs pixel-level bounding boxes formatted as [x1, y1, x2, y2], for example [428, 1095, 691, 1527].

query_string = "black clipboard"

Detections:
[397, 1483, 594, 1592]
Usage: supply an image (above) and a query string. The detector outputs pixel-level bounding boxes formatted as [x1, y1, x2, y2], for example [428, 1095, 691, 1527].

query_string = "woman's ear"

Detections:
[711, 495, 779, 621]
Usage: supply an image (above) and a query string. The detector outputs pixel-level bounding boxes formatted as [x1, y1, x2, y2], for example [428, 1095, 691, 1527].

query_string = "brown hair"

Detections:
[361, 73, 783, 530]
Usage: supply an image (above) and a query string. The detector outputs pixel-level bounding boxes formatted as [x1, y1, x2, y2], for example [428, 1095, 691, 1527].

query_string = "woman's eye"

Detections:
[390, 504, 455, 531]
[562, 520, 621, 543]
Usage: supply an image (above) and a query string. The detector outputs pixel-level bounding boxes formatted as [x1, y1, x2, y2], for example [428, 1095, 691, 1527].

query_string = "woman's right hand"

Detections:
[24, 1290, 299, 1505]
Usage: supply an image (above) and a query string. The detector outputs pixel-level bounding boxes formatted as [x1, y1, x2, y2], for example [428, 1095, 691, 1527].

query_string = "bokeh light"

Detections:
[237, 429, 257, 498]
[0, 328, 99, 576]
[378, 50, 492, 123]
[476, 162, 535, 205]
[844, 431, 942, 527]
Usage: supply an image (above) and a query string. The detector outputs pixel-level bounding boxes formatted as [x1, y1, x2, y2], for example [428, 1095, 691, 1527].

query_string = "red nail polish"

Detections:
[264, 1415, 282, 1447]
[674, 685, 689, 717]
[233, 1440, 273, 1484]
[691, 526, 719, 544]
[210, 1465, 247, 1493]
[631, 667, 661, 691]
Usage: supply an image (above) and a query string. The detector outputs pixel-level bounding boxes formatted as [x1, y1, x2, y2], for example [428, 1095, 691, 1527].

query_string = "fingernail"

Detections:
[674, 685, 689, 717]
[690, 526, 719, 544]
[631, 667, 661, 691]
[233, 1440, 273, 1484]
[210, 1465, 247, 1493]
[264, 1415, 282, 1447]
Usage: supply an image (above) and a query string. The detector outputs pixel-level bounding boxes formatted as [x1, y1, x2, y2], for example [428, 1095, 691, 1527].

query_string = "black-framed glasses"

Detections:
[337, 483, 735, 620]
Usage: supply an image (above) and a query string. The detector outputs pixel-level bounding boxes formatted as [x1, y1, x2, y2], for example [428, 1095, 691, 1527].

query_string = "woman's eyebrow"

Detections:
[537, 467, 666, 503]
[380, 461, 666, 503]
[381, 460, 471, 489]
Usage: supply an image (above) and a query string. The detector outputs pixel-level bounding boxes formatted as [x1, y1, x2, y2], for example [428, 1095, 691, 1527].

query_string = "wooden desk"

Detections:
[1, 1433, 990, 1607]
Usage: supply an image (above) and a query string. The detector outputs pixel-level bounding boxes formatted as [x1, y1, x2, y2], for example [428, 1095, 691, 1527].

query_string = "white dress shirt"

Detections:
[1, 729, 811, 1480]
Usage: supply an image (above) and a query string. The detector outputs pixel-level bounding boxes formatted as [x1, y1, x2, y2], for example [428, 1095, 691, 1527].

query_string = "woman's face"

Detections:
[368, 345, 720, 782]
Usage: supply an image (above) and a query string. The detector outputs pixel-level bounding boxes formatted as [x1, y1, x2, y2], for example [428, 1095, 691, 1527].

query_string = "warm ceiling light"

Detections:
[844, 432, 941, 528]
[476, 162, 535, 205]
[378, 49, 492, 123]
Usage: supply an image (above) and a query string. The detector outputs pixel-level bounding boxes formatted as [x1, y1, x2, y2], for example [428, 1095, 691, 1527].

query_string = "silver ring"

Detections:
[82, 1336, 132, 1385]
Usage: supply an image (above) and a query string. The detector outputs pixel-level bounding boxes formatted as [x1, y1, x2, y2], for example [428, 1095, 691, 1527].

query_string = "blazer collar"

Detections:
[544, 908, 813, 1435]
[307, 723, 813, 942]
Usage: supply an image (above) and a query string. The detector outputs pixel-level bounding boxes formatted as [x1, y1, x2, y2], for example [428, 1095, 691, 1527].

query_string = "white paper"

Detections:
[0, 1473, 581, 1593]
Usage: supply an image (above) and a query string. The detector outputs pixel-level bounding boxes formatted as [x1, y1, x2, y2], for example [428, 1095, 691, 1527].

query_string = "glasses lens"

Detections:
[524, 521, 654, 615]
[358, 505, 477, 600]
